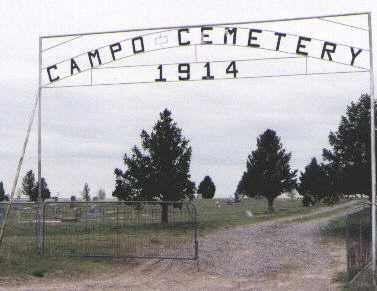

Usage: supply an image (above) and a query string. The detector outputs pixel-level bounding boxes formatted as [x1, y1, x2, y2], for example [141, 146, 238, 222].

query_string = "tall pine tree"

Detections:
[237, 129, 297, 212]
[113, 109, 195, 223]
[21, 170, 50, 201]
[198, 176, 216, 199]
[0, 181, 5, 201]
[97, 189, 106, 200]
[81, 183, 91, 201]
[323, 94, 376, 197]
[298, 158, 331, 206]
[21, 170, 35, 200]
[32, 177, 51, 201]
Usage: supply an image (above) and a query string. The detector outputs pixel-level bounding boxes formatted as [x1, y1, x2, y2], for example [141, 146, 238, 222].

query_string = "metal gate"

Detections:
[42, 201, 198, 260]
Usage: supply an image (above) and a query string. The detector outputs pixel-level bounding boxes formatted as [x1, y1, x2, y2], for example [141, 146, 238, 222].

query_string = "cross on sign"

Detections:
[155, 33, 169, 46]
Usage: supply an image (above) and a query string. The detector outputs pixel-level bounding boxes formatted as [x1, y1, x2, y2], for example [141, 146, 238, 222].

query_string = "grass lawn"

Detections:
[195, 197, 316, 233]
[0, 198, 341, 281]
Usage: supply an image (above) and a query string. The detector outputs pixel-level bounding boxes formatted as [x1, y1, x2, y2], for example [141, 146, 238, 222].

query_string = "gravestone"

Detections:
[87, 205, 104, 219]
[17, 207, 34, 223]
[245, 210, 253, 217]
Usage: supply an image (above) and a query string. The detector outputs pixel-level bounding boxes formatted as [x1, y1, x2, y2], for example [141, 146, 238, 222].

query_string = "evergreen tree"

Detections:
[97, 189, 106, 200]
[21, 170, 35, 200]
[298, 158, 331, 206]
[198, 176, 216, 199]
[32, 177, 51, 201]
[113, 109, 195, 223]
[0, 181, 5, 201]
[237, 129, 297, 212]
[81, 183, 91, 201]
[21, 170, 50, 201]
[323, 94, 376, 197]
[69, 195, 77, 209]
[235, 172, 248, 201]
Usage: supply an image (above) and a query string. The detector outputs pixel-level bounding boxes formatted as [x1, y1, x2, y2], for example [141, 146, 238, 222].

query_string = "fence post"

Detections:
[191, 202, 199, 271]
[346, 213, 350, 281]
[116, 204, 119, 257]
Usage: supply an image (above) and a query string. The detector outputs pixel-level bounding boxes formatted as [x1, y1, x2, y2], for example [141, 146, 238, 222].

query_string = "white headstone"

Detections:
[245, 210, 253, 217]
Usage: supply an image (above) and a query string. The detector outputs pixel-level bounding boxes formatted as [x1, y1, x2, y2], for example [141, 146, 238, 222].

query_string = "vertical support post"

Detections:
[37, 36, 43, 255]
[346, 214, 350, 281]
[368, 12, 376, 276]
[191, 203, 199, 271]
[42, 202, 46, 256]
[116, 204, 119, 257]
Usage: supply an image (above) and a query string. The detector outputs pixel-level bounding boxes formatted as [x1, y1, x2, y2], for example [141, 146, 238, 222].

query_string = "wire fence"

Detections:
[2, 197, 292, 262]
[0, 201, 198, 261]
[0, 202, 39, 258]
[4, 197, 373, 286]
[346, 206, 372, 284]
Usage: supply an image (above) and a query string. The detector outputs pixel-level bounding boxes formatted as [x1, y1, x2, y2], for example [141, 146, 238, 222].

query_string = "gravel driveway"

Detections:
[3, 202, 357, 291]
[201, 217, 332, 277]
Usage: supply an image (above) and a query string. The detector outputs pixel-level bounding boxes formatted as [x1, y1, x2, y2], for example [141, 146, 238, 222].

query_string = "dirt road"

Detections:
[3, 202, 357, 291]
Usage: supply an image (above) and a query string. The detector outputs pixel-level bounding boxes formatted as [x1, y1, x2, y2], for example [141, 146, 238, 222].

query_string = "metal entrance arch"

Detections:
[0, 11, 374, 270]
[37, 13, 377, 269]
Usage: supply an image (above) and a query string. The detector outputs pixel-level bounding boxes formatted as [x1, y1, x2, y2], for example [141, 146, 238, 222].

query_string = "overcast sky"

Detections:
[0, 0, 376, 199]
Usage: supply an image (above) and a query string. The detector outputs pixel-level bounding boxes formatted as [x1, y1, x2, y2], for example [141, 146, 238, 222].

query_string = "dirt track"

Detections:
[3, 202, 357, 291]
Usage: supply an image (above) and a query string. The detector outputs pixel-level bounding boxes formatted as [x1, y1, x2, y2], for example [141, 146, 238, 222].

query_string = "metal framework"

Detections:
[35, 12, 376, 270]
[40, 12, 370, 39]
[42, 201, 198, 260]
[368, 13, 376, 275]
[0, 11, 374, 274]
[346, 206, 372, 284]
[0, 201, 198, 261]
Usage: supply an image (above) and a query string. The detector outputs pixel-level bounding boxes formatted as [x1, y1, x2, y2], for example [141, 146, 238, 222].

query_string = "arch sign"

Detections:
[37, 11, 376, 269]
[41, 13, 371, 88]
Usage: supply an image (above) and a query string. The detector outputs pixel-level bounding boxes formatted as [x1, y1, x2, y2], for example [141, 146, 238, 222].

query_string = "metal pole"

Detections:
[40, 11, 369, 39]
[0, 93, 38, 248]
[368, 12, 376, 275]
[37, 37, 43, 255]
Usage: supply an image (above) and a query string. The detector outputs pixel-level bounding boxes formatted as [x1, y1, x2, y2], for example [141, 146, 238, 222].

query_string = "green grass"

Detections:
[0, 252, 113, 280]
[195, 198, 317, 233]
[0, 198, 342, 281]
